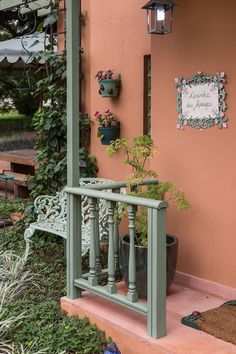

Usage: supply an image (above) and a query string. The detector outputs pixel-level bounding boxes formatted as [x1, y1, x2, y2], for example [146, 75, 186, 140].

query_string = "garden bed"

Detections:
[0, 197, 108, 354]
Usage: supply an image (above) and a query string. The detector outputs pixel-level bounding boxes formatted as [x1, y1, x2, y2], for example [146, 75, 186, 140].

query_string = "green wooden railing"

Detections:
[65, 180, 168, 339]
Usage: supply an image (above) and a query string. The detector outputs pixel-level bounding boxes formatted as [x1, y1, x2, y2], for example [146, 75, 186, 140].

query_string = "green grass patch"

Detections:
[0, 111, 33, 135]
[0, 111, 28, 120]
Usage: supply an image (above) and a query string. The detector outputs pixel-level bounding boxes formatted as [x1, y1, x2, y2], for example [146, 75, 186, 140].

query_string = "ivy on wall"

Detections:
[29, 51, 98, 198]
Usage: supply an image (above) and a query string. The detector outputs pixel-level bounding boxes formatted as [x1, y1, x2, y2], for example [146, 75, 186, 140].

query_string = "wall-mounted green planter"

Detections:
[98, 122, 120, 145]
[98, 79, 120, 97]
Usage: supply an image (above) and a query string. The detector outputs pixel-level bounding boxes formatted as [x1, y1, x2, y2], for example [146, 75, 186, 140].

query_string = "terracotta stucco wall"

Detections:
[86, 0, 151, 176]
[151, 0, 236, 288]
[83, 0, 235, 288]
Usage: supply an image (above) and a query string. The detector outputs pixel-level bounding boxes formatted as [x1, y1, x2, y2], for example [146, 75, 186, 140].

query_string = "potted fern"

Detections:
[107, 136, 190, 298]
[95, 70, 121, 98]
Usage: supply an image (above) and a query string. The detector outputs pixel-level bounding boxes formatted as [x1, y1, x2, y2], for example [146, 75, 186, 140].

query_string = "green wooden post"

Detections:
[113, 188, 121, 273]
[66, 0, 81, 299]
[95, 201, 102, 273]
[147, 207, 167, 338]
[88, 198, 98, 286]
[127, 204, 138, 303]
[107, 201, 117, 294]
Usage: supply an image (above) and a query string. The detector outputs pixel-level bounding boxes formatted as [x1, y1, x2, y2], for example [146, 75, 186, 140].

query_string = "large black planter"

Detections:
[120, 234, 178, 298]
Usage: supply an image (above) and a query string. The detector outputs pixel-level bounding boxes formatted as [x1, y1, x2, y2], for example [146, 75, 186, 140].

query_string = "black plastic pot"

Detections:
[120, 234, 178, 298]
[98, 123, 120, 145]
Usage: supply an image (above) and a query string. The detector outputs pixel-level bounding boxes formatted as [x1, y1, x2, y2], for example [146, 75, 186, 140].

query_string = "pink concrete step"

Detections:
[61, 283, 236, 354]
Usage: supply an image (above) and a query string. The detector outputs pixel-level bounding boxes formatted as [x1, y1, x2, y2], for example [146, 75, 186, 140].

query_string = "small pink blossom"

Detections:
[178, 114, 182, 119]
[184, 120, 188, 126]
[220, 72, 225, 78]
[214, 119, 219, 125]
[177, 88, 181, 93]
[220, 112, 225, 118]
[222, 122, 228, 128]
[174, 77, 179, 83]
[94, 111, 99, 116]
[213, 76, 217, 81]
[182, 79, 186, 84]
[197, 71, 202, 75]
[176, 124, 181, 129]
[219, 83, 224, 89]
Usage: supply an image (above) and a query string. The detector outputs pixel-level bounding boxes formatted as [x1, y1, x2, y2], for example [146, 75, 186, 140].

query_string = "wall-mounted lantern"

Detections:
[142, 0, 177, 34]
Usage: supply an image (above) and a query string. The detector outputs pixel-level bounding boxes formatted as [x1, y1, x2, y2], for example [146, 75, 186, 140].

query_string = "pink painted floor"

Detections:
[61, 283, 236, 354]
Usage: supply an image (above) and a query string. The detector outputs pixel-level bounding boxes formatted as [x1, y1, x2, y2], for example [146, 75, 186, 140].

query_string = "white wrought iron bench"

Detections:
[24, 178, 122, 255]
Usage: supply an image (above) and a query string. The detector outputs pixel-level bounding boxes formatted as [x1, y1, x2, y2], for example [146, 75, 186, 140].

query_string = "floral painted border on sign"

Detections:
[175, 71, 228, 130]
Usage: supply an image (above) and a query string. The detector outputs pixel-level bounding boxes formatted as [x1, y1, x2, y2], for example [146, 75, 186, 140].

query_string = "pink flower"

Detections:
[105, 109, 110, 113]
[177, 88, 181, 93]
[182, 79, 186, 84]
[220, 72, 225, 78]
[214, 119, 219, 125]
[174, 78, 179, 83]
[197, 71, 202, 75]
[220, 112, 225, 118]
[176, 124, 181, 129]
[178, 114, 182, 119]
[184, 120, 188, 126]
[219, 83, 224, 89]
[223, 122, 228, 128]
[213, 76, 217, 81]
[94, 111, 99, 116]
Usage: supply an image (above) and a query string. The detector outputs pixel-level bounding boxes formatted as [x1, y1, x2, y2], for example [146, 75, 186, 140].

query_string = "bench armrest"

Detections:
[34, 189, 66, 223]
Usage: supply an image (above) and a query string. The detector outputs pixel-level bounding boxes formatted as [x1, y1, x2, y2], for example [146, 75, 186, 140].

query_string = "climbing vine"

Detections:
[29, 51, 98, 198]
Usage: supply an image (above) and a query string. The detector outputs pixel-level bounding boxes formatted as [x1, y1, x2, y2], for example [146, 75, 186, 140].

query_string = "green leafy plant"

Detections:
[29, 51, 98, 198]
[132, 183, 190, 246]
[0, 222, 107, 353]
[107, 135, 190, 246]
[107, 135, 158, 186]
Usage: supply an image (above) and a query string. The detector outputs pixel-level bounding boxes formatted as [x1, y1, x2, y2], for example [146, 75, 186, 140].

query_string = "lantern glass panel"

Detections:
[147, 6, 173, 34]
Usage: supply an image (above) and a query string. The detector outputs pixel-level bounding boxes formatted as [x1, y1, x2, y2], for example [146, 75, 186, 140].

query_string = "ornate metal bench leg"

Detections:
[23, 226, 35, 262]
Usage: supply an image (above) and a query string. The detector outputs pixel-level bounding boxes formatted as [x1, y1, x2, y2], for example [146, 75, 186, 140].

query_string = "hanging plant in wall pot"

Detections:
[96, 70, 121, 97]
[98, 123, 120, 145]
[94, 109, 120, 145]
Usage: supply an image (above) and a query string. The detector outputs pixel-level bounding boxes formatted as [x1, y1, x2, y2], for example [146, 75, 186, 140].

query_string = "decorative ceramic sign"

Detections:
[175, 72, 227, 130]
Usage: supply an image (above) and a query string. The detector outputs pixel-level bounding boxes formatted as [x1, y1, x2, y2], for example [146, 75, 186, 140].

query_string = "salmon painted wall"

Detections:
[81, 0, 236, 288]
[85, 0, 151, 177]
[151, 0, 236, 288]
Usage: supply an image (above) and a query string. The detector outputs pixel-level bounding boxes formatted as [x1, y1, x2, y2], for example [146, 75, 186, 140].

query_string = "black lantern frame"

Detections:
[142, 0, 177, 35]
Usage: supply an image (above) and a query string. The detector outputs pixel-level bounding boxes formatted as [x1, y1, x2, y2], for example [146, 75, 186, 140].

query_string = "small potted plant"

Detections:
[94, 109, 120, 145]
[95, 70, 121, 97]
[107, 136, 190, 298]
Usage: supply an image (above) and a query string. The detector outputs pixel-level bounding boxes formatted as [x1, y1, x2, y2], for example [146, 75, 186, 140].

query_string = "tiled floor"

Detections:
[61, 283, 236, 354]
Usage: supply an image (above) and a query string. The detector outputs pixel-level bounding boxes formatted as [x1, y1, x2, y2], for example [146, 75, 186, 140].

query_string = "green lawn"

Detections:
[0, 111, 28, 120]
